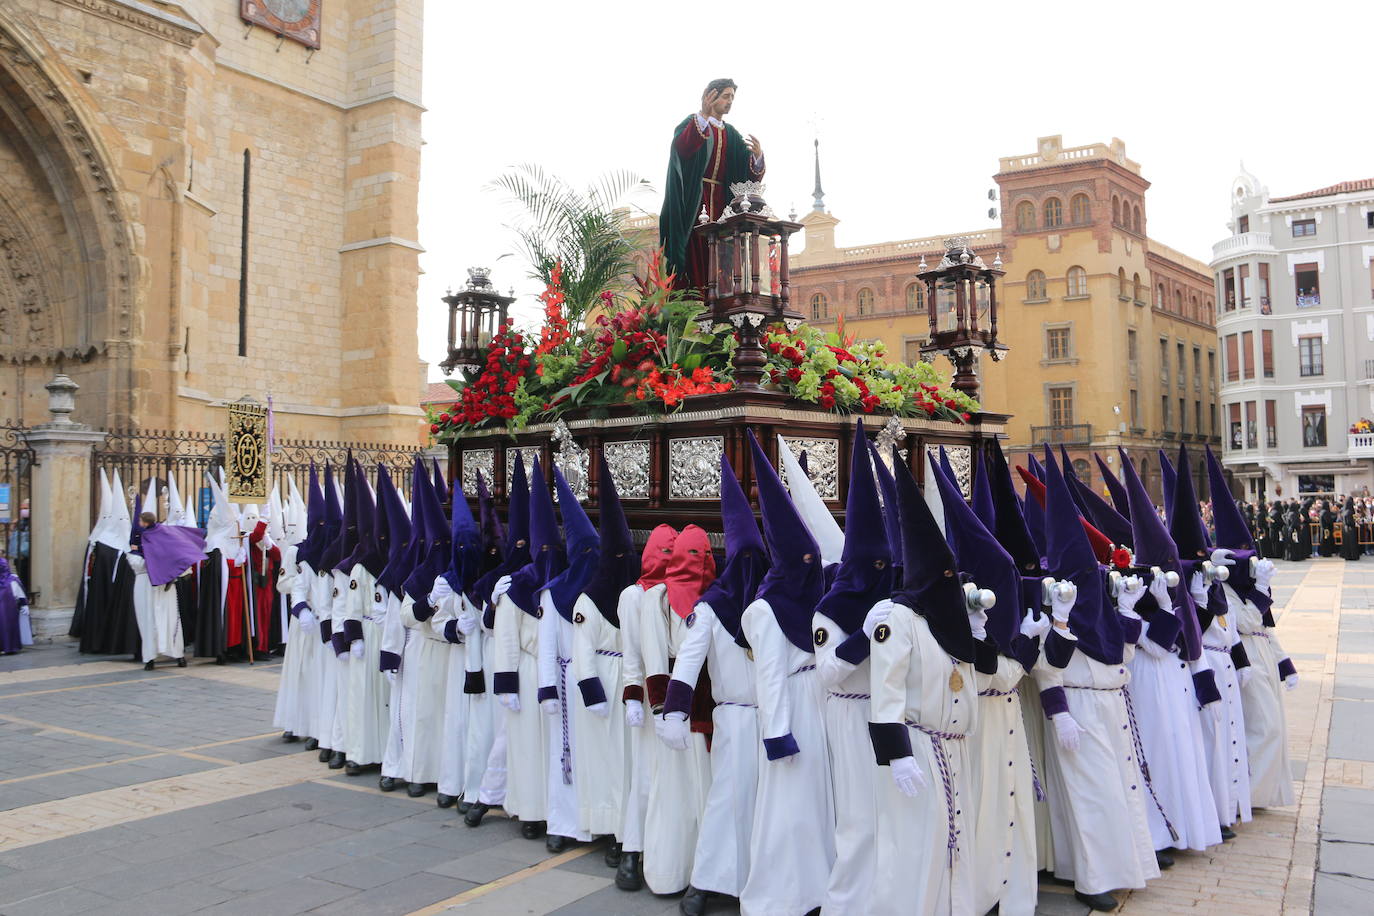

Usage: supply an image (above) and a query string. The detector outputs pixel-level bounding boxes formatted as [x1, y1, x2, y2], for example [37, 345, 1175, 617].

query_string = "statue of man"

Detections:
[660, 79, 765, 292]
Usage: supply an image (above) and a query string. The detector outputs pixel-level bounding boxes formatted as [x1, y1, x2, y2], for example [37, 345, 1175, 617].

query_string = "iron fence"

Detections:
[0, 421, 34, 592]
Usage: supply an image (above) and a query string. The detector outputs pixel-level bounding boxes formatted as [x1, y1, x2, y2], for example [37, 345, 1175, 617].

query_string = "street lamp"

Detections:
[440, 267, 514, 376]
[917, 238, 1007, 399]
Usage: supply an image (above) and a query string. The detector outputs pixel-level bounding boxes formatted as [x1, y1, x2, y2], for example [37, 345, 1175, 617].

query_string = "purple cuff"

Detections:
[867, 722, 912, 766]
[493, 671, 519, 695]
[464, 670, 485, 694]
[443, 620, 462, 644]
[378, 650, 401, 673]
[834, 630, 871, 666]
[662, 678, 694, 717]
[1011, 634, 1040, 672]
[1039, 686, 1069, 718]
[290, 601, 309, 618]
[1193, 669, 1221, 706]
[1118, 615, 1143, 644]
[622, 684, 644, 703]
[319, 620, 333, 644]
[578, 677, 608, 707]
[1230, 643, 1251, 670]
[1277, 657, 1296, 680]
[412, 601, 436, 623]
[1044, 629, 1076, 669]
[973, 638, 999, 675]
[342, 619, 363, 643]
[1146, 613, 1182, 652]
[763, 733, 800, 761]
[330, 632, 350, 657]
[536, 685, 558, 703]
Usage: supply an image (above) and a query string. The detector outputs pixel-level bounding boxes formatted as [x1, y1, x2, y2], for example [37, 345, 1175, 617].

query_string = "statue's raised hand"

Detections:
[745, 134, 763, 159]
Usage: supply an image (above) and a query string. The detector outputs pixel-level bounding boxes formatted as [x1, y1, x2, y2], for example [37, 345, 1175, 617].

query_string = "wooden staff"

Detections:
[236, 528, 254, 665]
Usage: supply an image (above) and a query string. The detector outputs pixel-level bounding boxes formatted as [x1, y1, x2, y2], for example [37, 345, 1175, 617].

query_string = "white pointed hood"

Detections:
[165, 476, 190, 527]
[103, 470, 132, 552]
[923, 449, 947, 538]
[89, 469, 112, 546]
[776, 434, 844, 567]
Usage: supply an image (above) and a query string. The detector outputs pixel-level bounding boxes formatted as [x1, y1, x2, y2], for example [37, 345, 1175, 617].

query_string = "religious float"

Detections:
[437, 177, 1010, 537]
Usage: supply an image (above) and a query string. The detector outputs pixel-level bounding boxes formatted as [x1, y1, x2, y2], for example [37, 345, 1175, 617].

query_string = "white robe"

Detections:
[1200, 614, 1253, 826]
[326, 571, 350, 753]
[970, 654, 1038, 916]
[537, 592, 593, 842]
[1019, 673, 1056, 873]
[492, 591, 548, 823]
[1034, 635, 1159, 896]
[272, 553, 322, 738]
[127, 555, 185, 663]
[617, 583, 651, 854]
[811, 610, 877, 916]
[1229, 585, 1296, 807]
[868, 605, 978, 916]
[466, 612, 507, 807]
[667, 600, 759, 899]
[340, 564, 390, 766]
[569, 592, 628, 837]
[311, 571, 342, 751]
[740, 598, 834, 916]
[433, 589, 472, 799]
[384, 590, 447, 782]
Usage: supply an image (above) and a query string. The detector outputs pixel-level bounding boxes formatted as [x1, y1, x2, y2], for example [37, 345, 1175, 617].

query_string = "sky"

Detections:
[415, 0, 1370, 381]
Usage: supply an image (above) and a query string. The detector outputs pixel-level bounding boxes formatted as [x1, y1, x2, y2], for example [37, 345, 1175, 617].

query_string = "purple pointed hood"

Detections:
[432, 460, 447, 507]
[472, 472, 504, 600]
[1027, 453, 1046, 482]
[441, 474, 483, 598]
[987, 440, 1041, 574]
[865, 441, 904, 565]
[341, 462, 380, 575]
[1043, 447, 1124, 665]
[815, 421, 893, 634]
[319, 457, 358, 573]
[891, 442, 974, 663]
[1205, 447, 1271, 617]
[1158, 449, 1178, 527]
[749, 429, 826, 653]
[929, 457, 1019, 657]
[971, 450, 996, 532]
[544, 468, 599, 622]
[700, 451, 769, 647]
[129, 490, 146, 553]
[1067, 472, 1134, 549]
[403, 458, 451, 608]
[1121, 447, 1202, 661]
[583, 455, 638, 626]
[1095, 453, 1131, 519]
[1170, 446, 1211, 563]
[296, 463, 327, 569]
[375, 465, 412, 595]
[1021, 463, 1048, 559]
[1059, 446, 1081, 484]
[505, 461, 565, 615]
[474, 459, 531, 624]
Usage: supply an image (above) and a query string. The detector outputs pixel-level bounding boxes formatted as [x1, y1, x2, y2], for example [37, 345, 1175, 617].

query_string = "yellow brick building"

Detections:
[0, 0, 425, 443]
[792, 136, 1219, 499]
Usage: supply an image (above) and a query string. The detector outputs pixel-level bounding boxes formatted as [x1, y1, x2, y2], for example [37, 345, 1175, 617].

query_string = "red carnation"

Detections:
[787, 367, 803, 382]
[429, 423, 439, 434]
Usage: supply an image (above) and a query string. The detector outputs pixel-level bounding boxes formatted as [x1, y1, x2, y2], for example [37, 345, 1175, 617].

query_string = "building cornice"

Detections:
[54, 0, 202, 47]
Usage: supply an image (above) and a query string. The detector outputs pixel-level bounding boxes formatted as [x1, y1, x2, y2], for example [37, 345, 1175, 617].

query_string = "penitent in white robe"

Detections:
[617, 583, 651, 855]
[569, 591, 629, 837]
[868, 604, 978, 916]
[127, 554, 185, 664]
[465, 610, 507, 808]
[1019, 673, 1056, 873]
[384, 590, 447, 783]
[273, 553, 322, 738]
[1228, 585, 1295, 808]
[665, 600, 759, 900]
[1200, 614, 1252, 827]
[740, 598, 834, 916]
[537, 591, 593, 842]
[311, 571, 341, 752]
[433, 588, 472, 800]
[492, 592, 548, 824]
[340, 564, 390, 766]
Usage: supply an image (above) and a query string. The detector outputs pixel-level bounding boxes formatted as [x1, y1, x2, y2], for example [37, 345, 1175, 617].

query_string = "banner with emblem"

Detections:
[226, 397, 270, 504]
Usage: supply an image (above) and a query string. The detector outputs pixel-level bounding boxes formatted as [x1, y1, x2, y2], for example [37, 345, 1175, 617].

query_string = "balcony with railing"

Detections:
[1350, 432, 1374, 457]
[1030, 423, 1093, 446]
[1210, 231, 1275, 263]
[1296, 292, 1322, 309]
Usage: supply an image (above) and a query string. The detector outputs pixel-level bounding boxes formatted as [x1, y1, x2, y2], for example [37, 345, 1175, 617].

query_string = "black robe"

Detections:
[1284, 508, 1307, 562]
[1319, 509, 1337, 557]
[192, 549, 227, 659]
[1266, 506, 1284, 558]
[1342, 504, 1363, 560]
[1298, 502, 1315, 557]
[73, 543, 137, 656]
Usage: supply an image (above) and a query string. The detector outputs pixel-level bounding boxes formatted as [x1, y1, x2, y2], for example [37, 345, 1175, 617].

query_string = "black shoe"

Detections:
[344, 761, 361, 777]
[406, 782, 428, 798]
[282, 731, 299, 743]
[464, 802, 490, 827]
[615, 850, 642, 891]
[327, 751, 345, 769]
[604, 842, 622, 869]
[436, 793, 457, 809]
[1074, 891, 1118, 912]
[304, 737, 319, 751]
[379, 775, 398, 792]
[1039, 870, 1076, 888]
[1220, 824, 1236, 840]
[1156, 850, 1175, 869]
[317, 748, 331, 763]
[176, 657, 187, 668]
[545, 835, 572, 854]
[520, 820, 546, 840]
[680, 886, 709, 916]
[457, 800, 472, 814]
[143, 660, 155, 671]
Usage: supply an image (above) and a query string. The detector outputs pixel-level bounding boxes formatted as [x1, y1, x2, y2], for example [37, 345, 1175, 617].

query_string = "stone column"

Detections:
[24, 375, 107, 640]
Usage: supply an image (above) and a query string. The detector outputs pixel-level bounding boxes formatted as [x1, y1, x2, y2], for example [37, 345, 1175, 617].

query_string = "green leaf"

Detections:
[682, 353, 702, 371]
[445, 379, 465, 392]
[612, 339, 628, 361]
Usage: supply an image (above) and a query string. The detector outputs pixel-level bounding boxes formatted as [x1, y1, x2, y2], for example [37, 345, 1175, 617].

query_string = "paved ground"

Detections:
[0, 559, 1356, 914]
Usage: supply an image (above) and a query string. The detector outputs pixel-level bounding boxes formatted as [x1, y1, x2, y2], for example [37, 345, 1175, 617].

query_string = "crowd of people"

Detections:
[196, 427, 1292, 916]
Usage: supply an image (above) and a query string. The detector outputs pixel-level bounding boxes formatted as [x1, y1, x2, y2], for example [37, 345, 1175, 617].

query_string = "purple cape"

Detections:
[140, 524, 207, 586]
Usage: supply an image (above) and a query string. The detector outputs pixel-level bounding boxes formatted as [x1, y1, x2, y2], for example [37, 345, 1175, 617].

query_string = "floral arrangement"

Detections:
[430, 250, 977, 440]
[1352, 419, 1373, 434]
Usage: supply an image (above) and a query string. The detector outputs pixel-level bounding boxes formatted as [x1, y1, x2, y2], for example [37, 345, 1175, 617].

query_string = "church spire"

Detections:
[811, 138, 825, 213]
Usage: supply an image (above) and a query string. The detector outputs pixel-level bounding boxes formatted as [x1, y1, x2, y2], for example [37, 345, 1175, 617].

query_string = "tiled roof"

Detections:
[1269, 178, 1374, 203]
[421, 380, 457, 406]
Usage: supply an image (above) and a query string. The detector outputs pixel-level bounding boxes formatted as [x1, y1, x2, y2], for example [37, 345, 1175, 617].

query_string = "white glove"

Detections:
[1255, 559, 1276, 592]
[891, 756, 927, 798]
[456, 611, 478, 636]
[540, 698, 559, 716]
[1238, 666, 1253, 688]
[1210, 548, 1236, 568]
[625, 699, 644, 727]
[1019, 609, 1051, 640]
[1052, 712, 1083, 752]
[492, 575, 514, 601]
[588, 701, 609, 719]
[1148, 573, 1174, 615]
[498, 692, 521, 712]
[349, 640, 365, 660]
[655, 712, 690, 751]
[1285, 672, 1299, 691]
[863, 600, 894, 639]
[967, 609, 988, 642]
[1188, 571, 1209, 606]
[297, 609, 317, 629]
[1117, 576, 1145, 618]
[1050, 581, 1077, 623]
[428, 578, 454, 608]
[384, 669, 397, 684]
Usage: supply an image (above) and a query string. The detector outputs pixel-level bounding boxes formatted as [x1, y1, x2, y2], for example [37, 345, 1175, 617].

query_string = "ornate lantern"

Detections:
[696, 182, 803, 389]
[440, 267, 515, 375]
[917, 238, 1007, 398]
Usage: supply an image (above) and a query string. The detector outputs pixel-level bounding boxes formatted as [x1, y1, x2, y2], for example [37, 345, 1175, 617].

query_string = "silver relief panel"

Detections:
[602, 440, 651, 500]
[944, 445, 973, 499]
[779, 437, 840, 500]
[551, 420, 589, 502]
[460, 449, 495, 496]
[668, 436, 724, 500]
[506, 447, 542, 490]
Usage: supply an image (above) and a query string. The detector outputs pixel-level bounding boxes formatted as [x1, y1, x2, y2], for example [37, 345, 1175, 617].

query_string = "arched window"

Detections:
[905, 282, 924, 312]
[1026, 270, 1047, 300]
[1117, 267, 1128, 298]
[810, 292, 828, 320]
[1156, 283, 1165, 308]
[1190, 295, 1199, 319]
[1133, 272, 1143, 302]
[1016, 201, 1036, 231]
[1070, 193, 1091, 224]
[856, 287, 874, 316]
[1067, 266, 1088, 297]
[1174, 290, 1183, 312]
[1112, 196, 1121, 224]
[1132, 204, 1142, 233]
[1043, 197, 1063, 228]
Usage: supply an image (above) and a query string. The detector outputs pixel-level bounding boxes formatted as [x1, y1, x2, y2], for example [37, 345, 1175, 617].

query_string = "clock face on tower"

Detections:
[241, 0, 322, 49]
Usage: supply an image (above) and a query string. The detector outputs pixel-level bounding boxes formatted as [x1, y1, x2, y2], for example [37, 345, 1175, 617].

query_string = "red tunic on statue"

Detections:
[670, 116, 765, 292]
